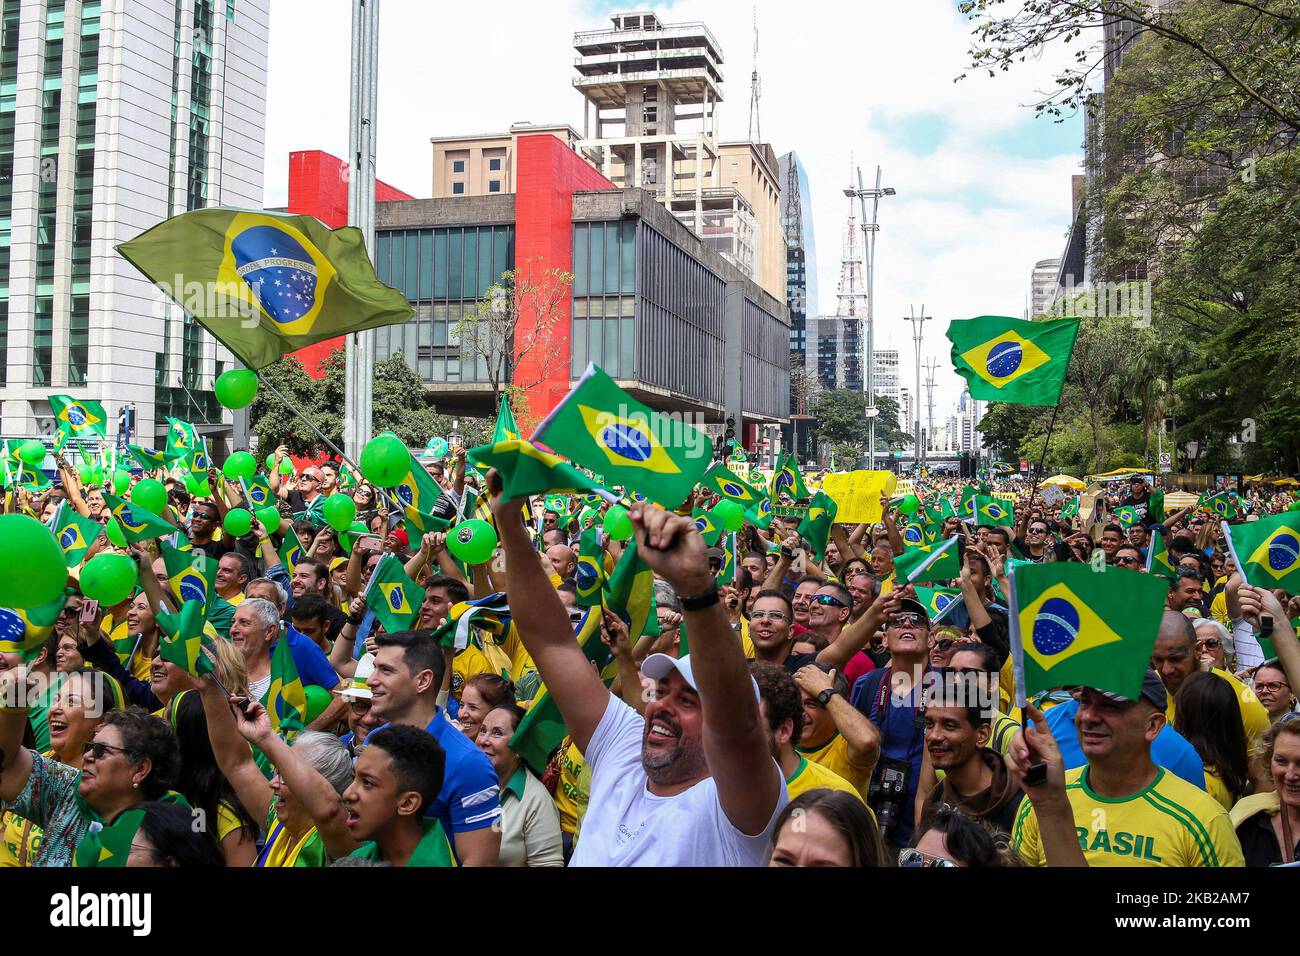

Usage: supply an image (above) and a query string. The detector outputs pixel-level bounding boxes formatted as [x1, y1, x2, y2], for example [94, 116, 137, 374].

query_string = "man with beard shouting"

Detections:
[490, 472, 787, 866]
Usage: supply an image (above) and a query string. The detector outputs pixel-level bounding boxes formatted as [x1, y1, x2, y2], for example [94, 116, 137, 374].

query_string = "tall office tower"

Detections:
[0, 0, 269, 445]
[778, 150, 817, 404]
[815, 175, 868, 392]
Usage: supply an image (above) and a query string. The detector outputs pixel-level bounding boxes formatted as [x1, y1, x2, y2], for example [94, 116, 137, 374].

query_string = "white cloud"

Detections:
[265, 0, 1087, 417]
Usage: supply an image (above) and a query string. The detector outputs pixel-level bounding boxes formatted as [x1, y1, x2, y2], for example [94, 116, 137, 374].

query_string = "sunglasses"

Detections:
[932, 638, 956, 652]
[82, 741, 134, 761]
[890, 612, 927, 629]
[814, 594, 847, 608]
[1197, 638, 1221, 650]
[1115, 556, 1142, 566]
[898, 848, 957, 868]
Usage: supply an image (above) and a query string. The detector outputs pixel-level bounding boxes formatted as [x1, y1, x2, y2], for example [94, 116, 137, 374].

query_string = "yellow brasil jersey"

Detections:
[1012, 766, 1245, 867]
[795, 732, 874, 799]
[0, 810, 42, 867]
[554, 738, 590, 837]
[785, 756, 864, 803]
[451, 640, 514, 702]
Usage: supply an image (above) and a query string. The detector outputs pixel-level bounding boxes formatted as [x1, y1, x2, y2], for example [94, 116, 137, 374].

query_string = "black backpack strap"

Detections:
[849, 666, 891, 728]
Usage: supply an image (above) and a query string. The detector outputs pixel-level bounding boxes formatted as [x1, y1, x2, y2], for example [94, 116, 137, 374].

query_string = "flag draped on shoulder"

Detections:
[117, 209, 414, 370]
[48, 394, 107, 437]
[947, 315, 1079, 406]
[1222, 513, 1300, 593]
[1009, 562, 1166, 702]
[531, 363, 712, 509]
[430, 593, 512, 651]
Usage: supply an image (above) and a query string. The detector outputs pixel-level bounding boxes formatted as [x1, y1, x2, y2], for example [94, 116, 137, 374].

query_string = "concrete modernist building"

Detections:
[287, 136, 789, 440]
[1029, 256, 1061, 318]
[572, 11, 785, 303]
[430, 123, 585, 200]
[0, 0, 268, 443]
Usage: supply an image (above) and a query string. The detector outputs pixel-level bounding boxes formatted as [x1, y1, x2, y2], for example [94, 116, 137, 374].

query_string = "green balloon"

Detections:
[603, 504, 633, 540]
[104, 517, 127, 548]
[304, 684, 333, 725]
[224, 508, 253, 538]
[223, 451, 257, 483]
[1289, 500, 1300, 512]
[711, 499, 745, 532]
[131, 478, 167, 516]
[0, 515, 67, 608]
[255, 505, 283, 534]
[80, 553, 138, 607]
[360, 434, 410, 488]
[898, 494, 921, 516]
[18, 439, 46, 465]
[427, 437, 449, 458]
[214, 368, 259, 409]
[111, 469, 131, 496]
[447, 519, 498, 565]
[279, 458, 296, 475]
[322, 493, 357, 532]
[78, 465, 94, 485]
[89, 467, 103, 486]
[339, 521, 369, 554]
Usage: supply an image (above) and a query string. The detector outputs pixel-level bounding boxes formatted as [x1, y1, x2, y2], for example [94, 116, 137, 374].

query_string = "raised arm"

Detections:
[0, 667, 36, 801]
[761, 532, 799, 591]
[489, 470, 610, 755]
[196, 679, 274, 824]
[817, 587, 899, 671]
[793, 664, 880, 771]
[631, 505, 781, 837]
[881, 495, 905, 556]
[1005, 704, 1087, 867]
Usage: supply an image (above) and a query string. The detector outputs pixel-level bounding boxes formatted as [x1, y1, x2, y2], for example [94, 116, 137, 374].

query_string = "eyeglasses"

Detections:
[940, 665, 986, 676]
[890, 612, 927, 629]
[898, 848, 957, 868]
[1254, 680, 1290, 693]
[750, 610, 788, 622]
[301, 475, 321, 483]
[1028, 527, 1048, 535]
[82, 741, 134, 761]
[814, 593, 847, 608]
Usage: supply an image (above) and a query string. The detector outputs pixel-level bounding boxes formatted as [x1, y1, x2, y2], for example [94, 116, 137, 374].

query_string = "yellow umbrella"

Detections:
[1039, 474, 1086, 491]
[1270, 477, 1300, 487]
[1086, 467, 1154, 481]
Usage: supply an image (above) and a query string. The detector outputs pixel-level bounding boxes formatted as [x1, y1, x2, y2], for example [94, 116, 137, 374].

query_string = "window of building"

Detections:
[488, 180, 500, 193]
[452, 160, 465, 173]
[452, 182, 465, 195]
[488, 157, 501, 171]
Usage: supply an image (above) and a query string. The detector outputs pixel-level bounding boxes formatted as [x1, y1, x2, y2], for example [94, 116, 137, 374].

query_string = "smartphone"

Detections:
[78, 599, 100, 623]
[355, 534, 383, 552]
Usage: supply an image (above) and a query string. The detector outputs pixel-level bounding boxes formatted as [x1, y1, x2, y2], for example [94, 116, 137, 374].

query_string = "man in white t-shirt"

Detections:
[491, 476, 788, 867]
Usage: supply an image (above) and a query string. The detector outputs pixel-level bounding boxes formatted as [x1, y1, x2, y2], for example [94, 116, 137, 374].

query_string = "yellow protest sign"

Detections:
[821, 471, 899, 524]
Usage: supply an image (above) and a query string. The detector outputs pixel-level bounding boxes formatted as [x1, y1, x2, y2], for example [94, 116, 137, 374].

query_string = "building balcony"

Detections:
[573, 22, 724, 62]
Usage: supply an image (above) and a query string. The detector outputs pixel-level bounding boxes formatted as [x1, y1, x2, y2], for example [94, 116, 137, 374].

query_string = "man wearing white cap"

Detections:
[491, 474, 788, 866]
[338, 654, 385, 758]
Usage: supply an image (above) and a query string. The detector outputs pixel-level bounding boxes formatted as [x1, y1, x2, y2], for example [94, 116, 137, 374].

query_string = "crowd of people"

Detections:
[1, 443, 1297, 868]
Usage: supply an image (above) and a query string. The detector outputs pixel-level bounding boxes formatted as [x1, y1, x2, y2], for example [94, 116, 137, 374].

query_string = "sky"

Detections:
[264, 0, 1086, 425]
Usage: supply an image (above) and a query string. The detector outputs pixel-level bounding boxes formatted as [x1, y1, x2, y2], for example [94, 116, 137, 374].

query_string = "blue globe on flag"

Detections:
[1032, 597, 1080, 656]
[986, 341, 1023, 379]
[1269, 533, 1300, 573]
[601, 424, 653, 463]
[232, 225, 319, 328]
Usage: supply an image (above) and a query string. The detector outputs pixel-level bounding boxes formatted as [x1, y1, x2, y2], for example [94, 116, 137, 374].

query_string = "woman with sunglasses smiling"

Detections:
[903, 805, 1022, 867]
[0, 677, 182, 867]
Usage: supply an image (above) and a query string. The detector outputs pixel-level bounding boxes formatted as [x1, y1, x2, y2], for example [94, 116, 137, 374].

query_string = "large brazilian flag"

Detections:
[1223, 513, 1300, 594]
[1009, 562, 1166, 702]
[117, 209, 414, 370]
[947, 315, 1079, 406]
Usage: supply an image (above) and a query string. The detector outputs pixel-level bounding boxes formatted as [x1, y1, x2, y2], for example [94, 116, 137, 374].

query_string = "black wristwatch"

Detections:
[679, 585, 721, 611]
[817, 687, 840, 707]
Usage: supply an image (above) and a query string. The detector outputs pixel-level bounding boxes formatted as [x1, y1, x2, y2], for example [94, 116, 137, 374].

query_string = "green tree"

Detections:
[811, 389, 870, 448]
[246, 355, 321, 455]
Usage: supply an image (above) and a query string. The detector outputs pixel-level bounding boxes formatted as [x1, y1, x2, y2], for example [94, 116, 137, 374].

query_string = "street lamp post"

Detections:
[844, 167, 895, 470]
[903, 306, 930, 477]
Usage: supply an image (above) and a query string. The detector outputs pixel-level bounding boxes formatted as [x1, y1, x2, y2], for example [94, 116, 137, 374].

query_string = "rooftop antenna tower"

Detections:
[748, 6, 761, 141]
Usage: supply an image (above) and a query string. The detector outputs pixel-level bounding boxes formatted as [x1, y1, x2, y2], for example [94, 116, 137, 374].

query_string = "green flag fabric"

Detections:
[1199, 492, 1239, 521]
[276, 527, 307, 575]
[605, 541, 660, 640]
[1010, 562, 1167, 702]
[690, 507, 724, 548]
[0, 595, 66, 659]
[468, 439, 616, 503]
[531, 363, 712, 509]
[1114, 505, 1141, 529]
[947, 315, 1079, 406]
[1060, 497, 1079, 521]
[893, 536, 962, 585]
[912, 585, 963, 624]
[266, 636, 307, 737]
[972, 495, 1014, 527]
[161, 543, 219, 613]
[128, 444, 182, 471]
[48, 395, 107, 437]
[770, 452, 811, 502]
[165, 418, 201, 454]
[492, 397, 521, 443]
[1146, 529, 1177, 579]
[392, 452, 446, 537]
[157, 600, 216, 677]
[103, 493, 176, 543]
[575, 527, 606, 607]
[118, 209, 414, 370]
[796, 491, 838, 562]
[53, 504, 102, 567]
[1222, 513, 1300, 594]
[701, 463, 767, 507]
[364, 554, 425, 634]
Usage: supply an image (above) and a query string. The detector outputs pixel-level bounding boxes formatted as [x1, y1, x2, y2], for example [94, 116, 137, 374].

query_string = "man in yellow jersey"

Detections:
[752, 661, 864, 803]
[1150, 611, 1270, 752]
[792, 663, 880, 798]
[1007, 670, 1244, 867]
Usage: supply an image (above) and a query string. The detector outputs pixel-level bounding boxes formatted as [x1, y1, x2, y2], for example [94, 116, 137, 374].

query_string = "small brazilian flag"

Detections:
[48, 394, 107, 437]
[947, 315, 1079, 406]
[161, 543, 218, 613]
[468, 438, 616, 503]
[973, 495, 1014, 527]
[532, 362, 712, 509]
[770, 451, 811, 502]
[691, 507, 724, 548]
[103, 493, 176, 543]
[178, 444, 211, 480]
[912, 585, 963, 624]
[544, 494, 569, 515]
[266, 636, 307, 737]
[244, 474, 274, 509]
[1199, 492, 1239, 520]
[796, 491, 838, 562]
[1009, 562, 1166, 702]
[157, 600, 216, 677]
[958, 485, 979, 519]
[1223, 513, 1300, 594]
[53, 503, 103, 566]
[392, 451, 445, 536]
[128, 444, 181, 471]
[575, 526, 606, 607]
[701, 463, 766, 506]
[716, 531, 738, 585]
[901, 522, 927, 547]
[893, 536, 962, 585]
[165, 417, 201, 454]
[118, 209, 415, 370]
[1060, 497, 1079, 521]
[277, 526, 306, 574]
[745, 496, 774, 531]
[0, 595, 67, 659]
[364, 553, 425, 634]
[605, 541, 660, 641]
[1146, 529, 1177, 579]
[1146, 488, 1165, 525]
[493, 396, 521, 444]
[1114, 505, 1140, 529]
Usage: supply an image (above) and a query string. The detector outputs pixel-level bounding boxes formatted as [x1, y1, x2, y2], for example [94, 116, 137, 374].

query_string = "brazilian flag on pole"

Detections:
[745, 495, 775, 531]
[160, 543, 218, 613]
[691, 507, 724, 548]
[771, 451, 811, 502]
[575, 526, 606, 607]
[1114, 504, 1141, 529]
[1222, 512, 1300, 594]
[118, 209, 414, 370]
[1009, 562, 1166, 702]
[1199, 491, 1239, 521]
[364, 553, 425, 634]
[157, 600, 216, 677]
[701, 463, 767, 507]
[947, 316, 1079, 406]
[103, 493, 176, 542]
[53, 503, 103, 566]
[532, 363, 712, 509]
[392, 452, 445, 537]
[973, 495, 1014, 527]
[716, 531, 738, 585]
[276, 526, 307, 575]
[165, 418, 201, 454]
[1146, 529, 1177, 579]
[605, 541, 661, 640]
[912, 585, 963, 624]
[128, 444, 181, 472]
[0, 596, 67, 660]
[1060, 497, 1079, 521]
[797, 491, 838, 562]
[893, 536, 962, 585]
[958, 485, 979, 519]
[468, 438, 617, 503]
[493, 396, 521, 444]
[265, 636, 307, 737]
[48, 394, 107, 437]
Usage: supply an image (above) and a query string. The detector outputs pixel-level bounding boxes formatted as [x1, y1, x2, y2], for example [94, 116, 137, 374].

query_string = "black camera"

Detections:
[868, 756, 910, 841]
